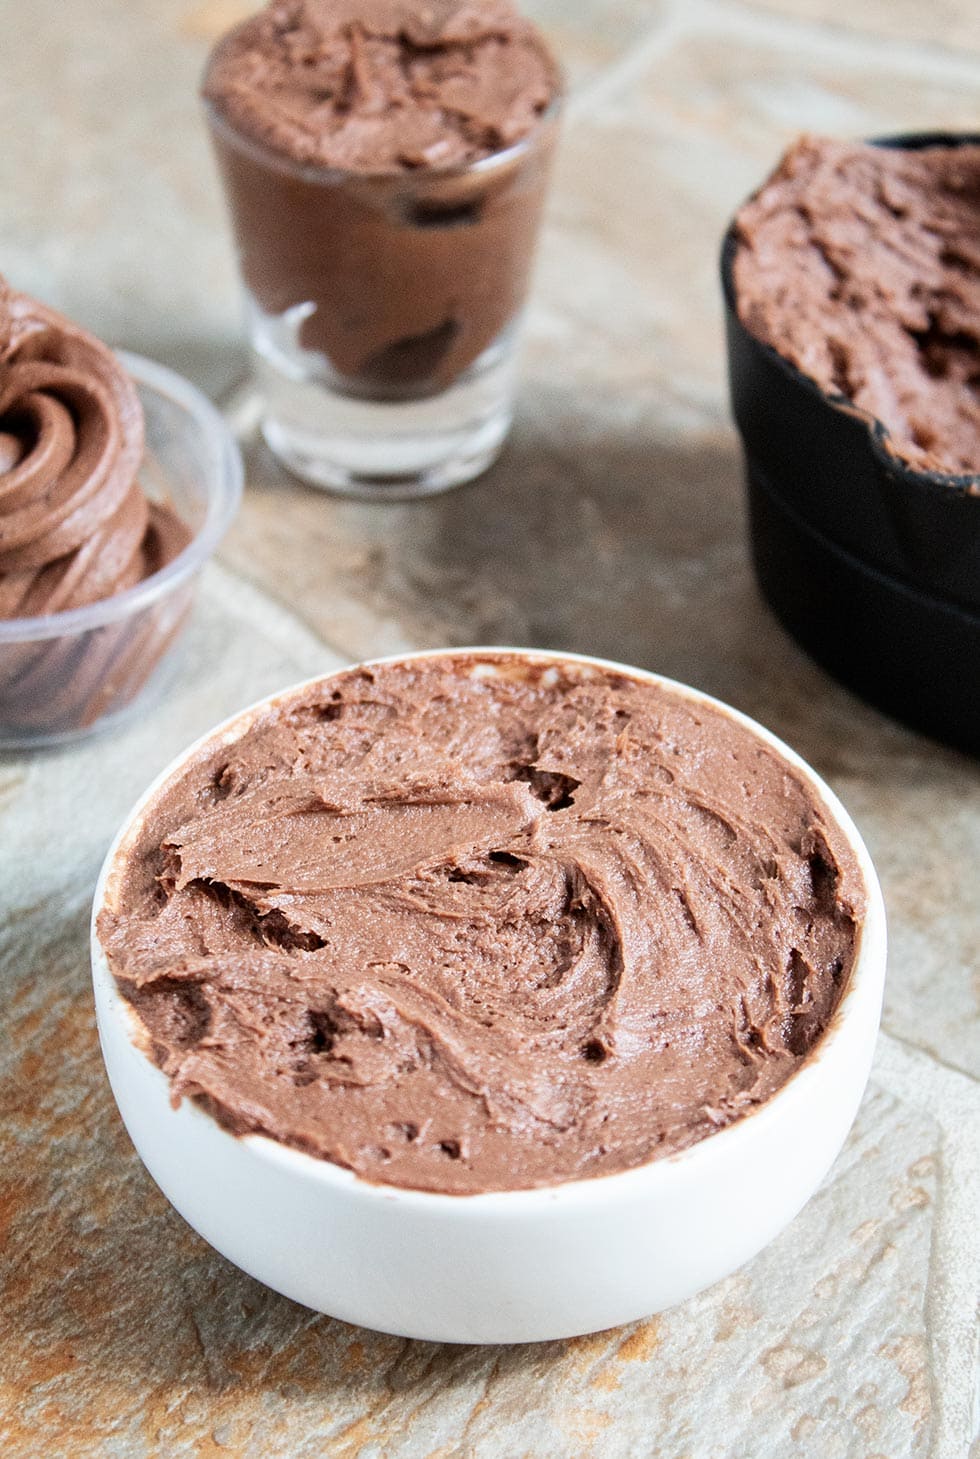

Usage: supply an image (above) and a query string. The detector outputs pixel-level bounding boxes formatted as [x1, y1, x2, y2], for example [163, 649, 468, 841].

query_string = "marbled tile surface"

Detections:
[1, 2, 978, 1455]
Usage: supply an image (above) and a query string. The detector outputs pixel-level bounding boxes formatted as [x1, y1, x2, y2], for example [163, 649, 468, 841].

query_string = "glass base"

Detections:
[249, 303, 517, 500]
[260, 401, 511, 500]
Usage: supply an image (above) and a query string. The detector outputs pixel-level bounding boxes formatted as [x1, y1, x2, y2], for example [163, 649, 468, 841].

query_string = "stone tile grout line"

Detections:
[569, 0, 980, 124]
[872, 1033, 980, 1459]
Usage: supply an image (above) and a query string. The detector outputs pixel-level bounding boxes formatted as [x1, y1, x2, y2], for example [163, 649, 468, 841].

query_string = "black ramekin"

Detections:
[721, 133, 980, 756]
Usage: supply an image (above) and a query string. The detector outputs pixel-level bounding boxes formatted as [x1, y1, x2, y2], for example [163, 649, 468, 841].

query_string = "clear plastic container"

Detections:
[0, 352, 242, 749]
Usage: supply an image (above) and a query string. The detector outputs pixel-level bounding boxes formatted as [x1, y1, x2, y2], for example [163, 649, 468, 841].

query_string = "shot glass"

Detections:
[204, 95, 561, 499]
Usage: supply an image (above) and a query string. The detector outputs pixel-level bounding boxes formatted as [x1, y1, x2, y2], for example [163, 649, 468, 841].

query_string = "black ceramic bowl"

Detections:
[722, 133, 980, 756]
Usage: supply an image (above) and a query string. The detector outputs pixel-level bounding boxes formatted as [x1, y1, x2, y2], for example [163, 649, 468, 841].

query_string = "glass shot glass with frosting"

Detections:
[202, 0, 562, 499]
[0, 278, 241, 748]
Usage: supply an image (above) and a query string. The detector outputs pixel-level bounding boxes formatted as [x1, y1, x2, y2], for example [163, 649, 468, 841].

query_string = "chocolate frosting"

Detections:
[99, 656, 867, 1195]
[0, 277, 190, 621]
[203, 0, 557, 173]
[733, 136, 980, 478]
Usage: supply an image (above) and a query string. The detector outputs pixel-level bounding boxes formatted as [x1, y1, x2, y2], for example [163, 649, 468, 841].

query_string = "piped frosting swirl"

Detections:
[0, 277, 188, 620]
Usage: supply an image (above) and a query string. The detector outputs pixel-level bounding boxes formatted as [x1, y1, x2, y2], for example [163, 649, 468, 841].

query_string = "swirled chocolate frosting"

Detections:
[0, 276, 189, 621]
[99, 656, 867, 1195]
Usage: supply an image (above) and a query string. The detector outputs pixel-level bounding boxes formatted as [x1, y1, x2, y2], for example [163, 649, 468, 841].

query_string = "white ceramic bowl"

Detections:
[91, 649, 887, 1344]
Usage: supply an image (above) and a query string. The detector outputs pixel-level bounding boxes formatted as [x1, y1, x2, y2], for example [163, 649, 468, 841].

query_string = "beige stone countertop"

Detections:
[1, 2, 978, 1456]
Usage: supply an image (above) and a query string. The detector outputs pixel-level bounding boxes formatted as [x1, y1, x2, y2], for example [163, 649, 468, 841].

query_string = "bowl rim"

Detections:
[91, 646, 887, 1214]
[0, 350, 243, 644]
[720, 129, 980, 500]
